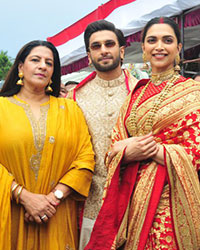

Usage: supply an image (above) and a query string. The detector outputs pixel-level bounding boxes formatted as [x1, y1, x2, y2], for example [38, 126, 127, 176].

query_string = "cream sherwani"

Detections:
[68, 70, 137, 249]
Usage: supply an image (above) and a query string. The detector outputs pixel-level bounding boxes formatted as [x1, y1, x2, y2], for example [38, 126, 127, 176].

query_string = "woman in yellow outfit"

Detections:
[0, 40, 95, 250]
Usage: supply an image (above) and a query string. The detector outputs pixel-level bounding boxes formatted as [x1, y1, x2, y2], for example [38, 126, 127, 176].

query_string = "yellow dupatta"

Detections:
[0, 165, 14, 250]
[0, 95, 94, 250]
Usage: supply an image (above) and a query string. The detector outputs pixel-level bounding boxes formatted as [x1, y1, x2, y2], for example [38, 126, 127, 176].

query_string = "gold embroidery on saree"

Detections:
[166, 146, 200, 249]
[105, 79, 200, 249]
[124, 163, 157, 250]
[145, 185, 177, 250]
[126, 75, 179, 136]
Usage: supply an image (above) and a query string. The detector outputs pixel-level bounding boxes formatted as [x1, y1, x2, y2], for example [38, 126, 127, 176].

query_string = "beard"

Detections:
[91, 55, 121, 72]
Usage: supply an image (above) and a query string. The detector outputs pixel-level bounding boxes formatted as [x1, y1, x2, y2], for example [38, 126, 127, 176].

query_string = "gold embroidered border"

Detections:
[154, 102, 200, 134]
[124, 163, 157, 250]
[153, 83, 200, 131]
[8, 97, 49, 180]
[127, 80, 200, 136]
[165, 145, 200, 250]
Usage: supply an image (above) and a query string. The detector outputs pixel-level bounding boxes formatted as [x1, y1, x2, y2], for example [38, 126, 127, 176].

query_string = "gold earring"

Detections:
[141, 52, 149, 70]
[17, 72, 24, 85]
[46, 79, 53, 93]
[174, 54, 181, 72]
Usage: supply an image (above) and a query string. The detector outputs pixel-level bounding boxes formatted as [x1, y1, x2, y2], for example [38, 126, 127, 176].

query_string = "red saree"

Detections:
[85, 76, 200, 250]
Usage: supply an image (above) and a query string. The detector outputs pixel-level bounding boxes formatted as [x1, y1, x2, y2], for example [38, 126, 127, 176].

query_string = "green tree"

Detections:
[0, 51, 12, 80]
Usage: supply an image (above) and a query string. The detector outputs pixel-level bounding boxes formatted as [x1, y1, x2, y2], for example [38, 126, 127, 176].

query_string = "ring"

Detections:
[41, 214, 47, 220]
[107, 151, 112, 157]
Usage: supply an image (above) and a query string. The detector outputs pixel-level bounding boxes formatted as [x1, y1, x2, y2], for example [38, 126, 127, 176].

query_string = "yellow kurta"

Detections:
[0, 95, 95, 250]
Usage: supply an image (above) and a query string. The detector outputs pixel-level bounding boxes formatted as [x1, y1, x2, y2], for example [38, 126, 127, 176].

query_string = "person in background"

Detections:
[59, 82, 68, 97]
[85, 17, 200, 250]
[67, 20, 138, 249]
[0, 40, 94, 250]
[59, 81, 78, 97]
[65, 80, 79, 92]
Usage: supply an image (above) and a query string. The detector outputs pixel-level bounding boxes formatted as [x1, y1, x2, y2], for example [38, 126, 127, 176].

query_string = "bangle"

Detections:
[11, 183, 19, 193]
[16, 185, 24, 204]
[11, 184, 19, 199]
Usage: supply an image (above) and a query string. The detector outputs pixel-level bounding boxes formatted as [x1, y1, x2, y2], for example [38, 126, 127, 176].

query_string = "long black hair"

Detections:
[0, 40, 61, 97]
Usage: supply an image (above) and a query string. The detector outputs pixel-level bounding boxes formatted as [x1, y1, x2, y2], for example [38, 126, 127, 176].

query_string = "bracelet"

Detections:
[11, 184, 19, 199]
[16, 185, 24, 204]
[11, 183, 19, 193]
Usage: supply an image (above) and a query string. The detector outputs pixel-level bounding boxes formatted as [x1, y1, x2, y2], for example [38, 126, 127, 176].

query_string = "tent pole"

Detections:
[180, 12, 185, 76]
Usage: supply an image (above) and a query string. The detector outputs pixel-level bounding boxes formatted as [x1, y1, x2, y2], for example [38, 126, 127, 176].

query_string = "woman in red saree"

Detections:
[85, 17, 200, 250]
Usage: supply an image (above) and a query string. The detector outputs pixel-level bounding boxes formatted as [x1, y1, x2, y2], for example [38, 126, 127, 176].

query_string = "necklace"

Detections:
[127, 72, 180, 136]
[151, 68, 176, 86]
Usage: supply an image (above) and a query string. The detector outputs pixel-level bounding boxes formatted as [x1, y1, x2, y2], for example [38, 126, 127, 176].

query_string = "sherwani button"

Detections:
[108, 92, 114, 97]
[108, 112, 113, 117]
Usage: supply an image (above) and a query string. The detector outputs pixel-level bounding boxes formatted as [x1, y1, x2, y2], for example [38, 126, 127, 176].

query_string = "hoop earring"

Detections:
[46, 79, 53, 93]
[141, 52, 149, 70]
[174, 54, 181, 72]
[16, 72, 24, 85]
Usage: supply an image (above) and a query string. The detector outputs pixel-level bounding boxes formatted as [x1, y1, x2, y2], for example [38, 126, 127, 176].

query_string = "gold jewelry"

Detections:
[16, 185, 24, 204]
[46, 79, 53, 93]
[128, 79, 151, 136]
[17, 72, 24, 85]
[141, 52, 149, 70]
[128, 72, 180, 136]
[11, 183, 19, 193]
[11, 183, 19, 199]
[151, 68, 177, 86]
[174, 54, 181, 72]
[144, 74, 179, 134]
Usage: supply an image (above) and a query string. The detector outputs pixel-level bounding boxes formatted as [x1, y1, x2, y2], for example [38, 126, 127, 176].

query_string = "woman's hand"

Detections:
[19, 189, 57, 224]
[23, 184, 72, 223]
[107, 133, 159, 164]
[152, 144, 165, 165]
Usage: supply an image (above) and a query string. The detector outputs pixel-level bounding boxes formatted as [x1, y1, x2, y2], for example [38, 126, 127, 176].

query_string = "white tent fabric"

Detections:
[49, 0, 200, 67]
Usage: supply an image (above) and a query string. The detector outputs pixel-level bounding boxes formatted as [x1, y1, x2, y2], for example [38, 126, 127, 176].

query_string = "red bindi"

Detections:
[159, 17, 164, 24]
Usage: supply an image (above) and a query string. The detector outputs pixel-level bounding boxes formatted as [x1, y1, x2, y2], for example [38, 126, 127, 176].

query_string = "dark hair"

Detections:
[0, 40, 61, 97]
[84, 20, 126, 52]
[141, 17, 181, 44]
[65, 81, 79, 86]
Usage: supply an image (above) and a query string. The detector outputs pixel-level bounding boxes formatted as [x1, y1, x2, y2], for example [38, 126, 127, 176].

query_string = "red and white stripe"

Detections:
[47, 0, 200, 67]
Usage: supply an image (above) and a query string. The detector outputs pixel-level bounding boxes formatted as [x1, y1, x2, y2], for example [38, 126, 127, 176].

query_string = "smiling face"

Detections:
[142, 23, 182, 73]
[87, 30, 124, 73]
[18, 46, 54, 91]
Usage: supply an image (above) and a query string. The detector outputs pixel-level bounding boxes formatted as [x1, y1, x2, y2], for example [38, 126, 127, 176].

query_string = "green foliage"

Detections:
[0, 51, 12, 80]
